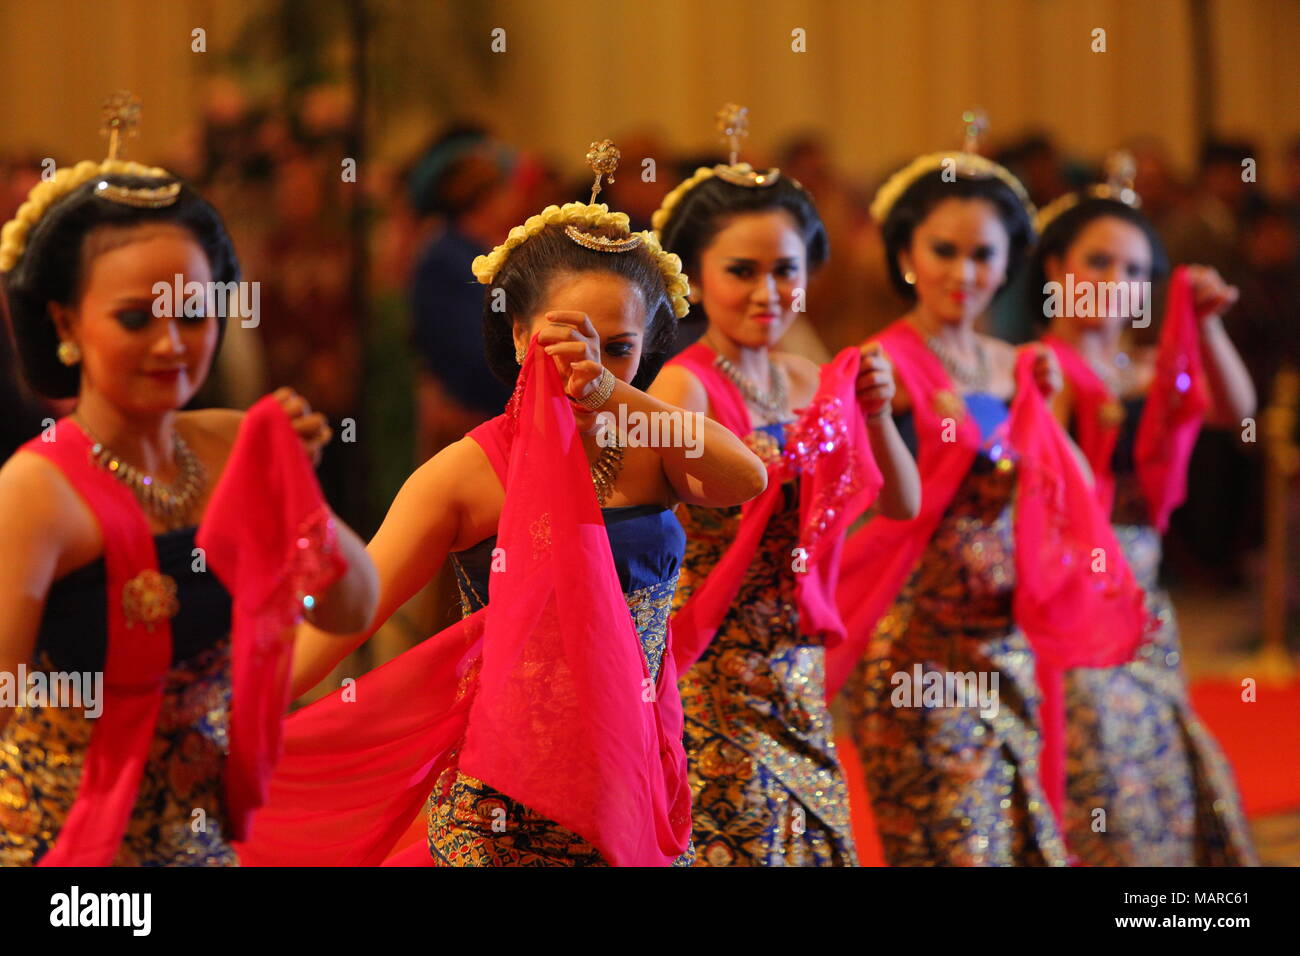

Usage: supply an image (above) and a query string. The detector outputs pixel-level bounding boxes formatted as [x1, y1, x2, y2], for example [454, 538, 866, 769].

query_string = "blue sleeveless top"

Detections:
[450, 504, 685, 681]
[896, 392, 1010, 463]
[35, 526, 232, 673]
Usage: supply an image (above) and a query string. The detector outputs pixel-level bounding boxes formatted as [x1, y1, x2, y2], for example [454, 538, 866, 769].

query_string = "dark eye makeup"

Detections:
[114, 308, 152, 331]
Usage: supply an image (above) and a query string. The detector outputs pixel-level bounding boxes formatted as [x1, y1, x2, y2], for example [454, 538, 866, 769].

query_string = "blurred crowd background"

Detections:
[1, 0, 1297, 650]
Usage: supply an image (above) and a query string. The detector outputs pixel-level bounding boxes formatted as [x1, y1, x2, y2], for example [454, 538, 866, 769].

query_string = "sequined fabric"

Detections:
[1064, 518, 1257, 866]
[0, 643, 236, 866]
[675, 434, 858, 867]
[428, 512, 689, 866]
[841, 456, 1069, 866]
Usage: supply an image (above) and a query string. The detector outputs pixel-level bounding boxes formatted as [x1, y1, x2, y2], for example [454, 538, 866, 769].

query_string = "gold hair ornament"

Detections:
[471, 141, 691, 318]
[868, 108, 1036, 225]
[650, 103, 782, 235]
[0, 91, 179, 272]
[563, 140, 643, 253]
[1033, 149, 1142, 234]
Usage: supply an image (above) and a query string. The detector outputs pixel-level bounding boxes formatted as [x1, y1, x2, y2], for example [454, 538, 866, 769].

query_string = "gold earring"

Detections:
[57, 340, 82, 366]
[903, 270, 917, 285]
[515, 345, 526, 365]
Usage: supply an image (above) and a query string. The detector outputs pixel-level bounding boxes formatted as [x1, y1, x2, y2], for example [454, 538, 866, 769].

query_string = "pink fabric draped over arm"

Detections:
[1135, 266, 1207, 533]
[1008, 348, 1149, 826]
[668, 344, 880, 671]
[196, 396, 347, 841]
[236, 340, 691, 865]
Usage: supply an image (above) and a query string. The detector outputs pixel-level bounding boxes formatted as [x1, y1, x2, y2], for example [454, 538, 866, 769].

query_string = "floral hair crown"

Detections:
[1033, 150, 1142, 234]
[471, 139, 691, 318]
[869, 108, 1036, 225]
[0, 91, 180, 273]
[651, 103, 783, 237]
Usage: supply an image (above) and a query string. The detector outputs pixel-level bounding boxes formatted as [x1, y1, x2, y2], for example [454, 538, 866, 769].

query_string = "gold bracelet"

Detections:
[575, 367, 617, 410]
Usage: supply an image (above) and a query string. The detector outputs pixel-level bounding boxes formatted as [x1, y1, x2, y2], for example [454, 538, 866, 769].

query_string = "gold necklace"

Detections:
[76, 417, 207, 530]
[916, 320, 990, 392]
[706, 334, 787, 417]
[589, 427, 625, 507]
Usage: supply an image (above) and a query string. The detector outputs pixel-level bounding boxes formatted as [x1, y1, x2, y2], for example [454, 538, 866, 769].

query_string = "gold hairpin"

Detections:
[1033, 149, 1142, 234]
[584, 139, 620, 203]
[718, 103, 749, 166]
[94, 91, 180, 210]
[961, 107, 989, 156]
[711, 103, 780, 188]
[101, 90, 142, 161]
[1100, 150, 1140, 207]
[564, 140, 642, 253]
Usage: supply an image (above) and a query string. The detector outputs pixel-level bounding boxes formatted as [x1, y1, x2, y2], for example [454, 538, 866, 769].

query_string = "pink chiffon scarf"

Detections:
[1044, 266, 1208, 530]
[236, 341, 692, 866]
[667, 343, 881, 670]
[828, 321, 1148, 832]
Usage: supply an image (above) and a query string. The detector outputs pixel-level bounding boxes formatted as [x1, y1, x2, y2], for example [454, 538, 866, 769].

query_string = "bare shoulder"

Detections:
[406, 435, 497, 505]
[0, 448, 75, 513]
[0, 450, 94, 569]
[396, 434, 502, 550]
[178, 407, 244, 446]
[647, 362, 708, 413]
[772, 350, 822, 406]
[977, 333, 1017, 371]
[176, 407, 246, 486]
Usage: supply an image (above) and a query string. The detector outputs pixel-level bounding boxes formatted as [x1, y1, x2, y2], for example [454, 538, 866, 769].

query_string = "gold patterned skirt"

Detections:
[840, 459, 1069, 866]
[676, 484, 858, 867]
[0, 644, 237, 866]
[1063, 523, 1257, 866]
[427, 571, 694, 866]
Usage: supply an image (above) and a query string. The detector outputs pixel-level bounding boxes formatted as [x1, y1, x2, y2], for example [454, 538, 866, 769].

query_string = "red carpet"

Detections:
[1189, 676, 1300, 817]
[836, 676, 1300, 865]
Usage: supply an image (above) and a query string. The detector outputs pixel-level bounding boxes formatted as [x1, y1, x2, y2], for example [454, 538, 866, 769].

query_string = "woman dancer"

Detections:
[0, 95, 378, 866]
[281, 141, 769, 866]
[828, 120, 1146, 866]
[1031, 159, 1258, 865]
[649, 105, 920, 866]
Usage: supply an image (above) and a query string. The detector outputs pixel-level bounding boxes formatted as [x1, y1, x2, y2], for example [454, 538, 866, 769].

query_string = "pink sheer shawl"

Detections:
[1007, 349, 1148, 822]
[667, 344, 880, 670]
[197, 395, 346, 840]
[1134, 266, 1208, 533]
[827, 322, 1147, 829]
[1044, 267, 1206, 530]
[236, 341, 692, 866]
